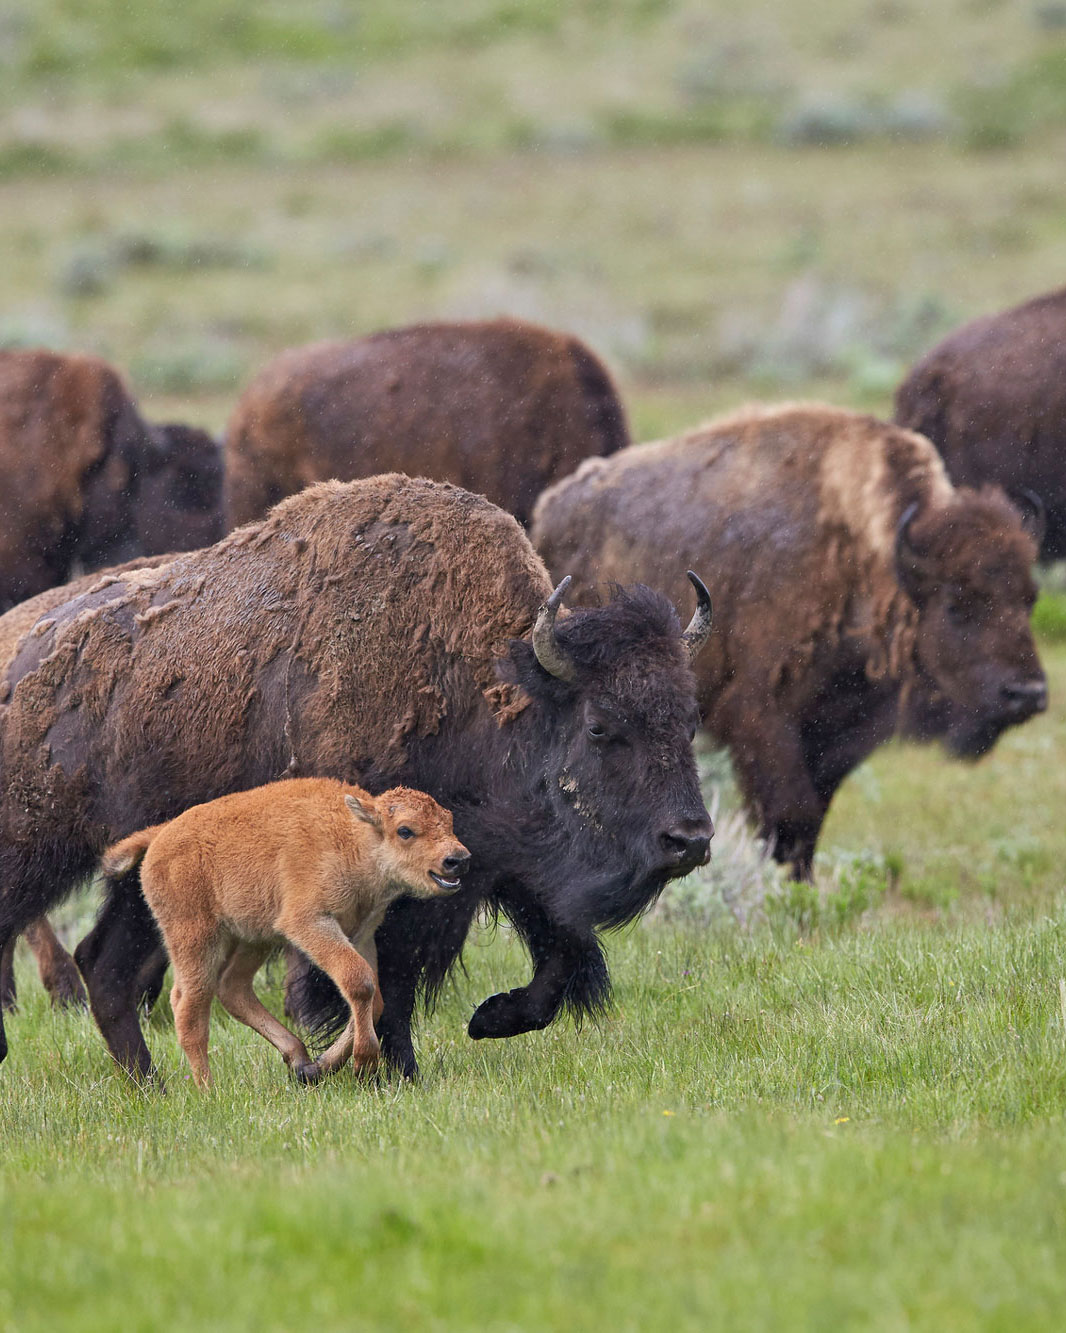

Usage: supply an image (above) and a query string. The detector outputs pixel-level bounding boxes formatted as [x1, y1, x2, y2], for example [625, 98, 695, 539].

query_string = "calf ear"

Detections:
[345, 794, 382, 830]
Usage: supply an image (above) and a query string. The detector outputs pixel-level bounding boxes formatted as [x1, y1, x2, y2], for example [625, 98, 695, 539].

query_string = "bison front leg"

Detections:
[24, 917, 87, 1009]
[723, 707, 827, 880]
[468, 891, 608, 1040]
[0, 934, 16, 1014]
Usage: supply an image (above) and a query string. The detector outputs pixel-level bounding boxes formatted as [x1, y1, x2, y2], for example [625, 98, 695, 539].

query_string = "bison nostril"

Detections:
[1001, 680, 1048, 714]
[660, 828, 712, 868]
[442, 852, 470, 876]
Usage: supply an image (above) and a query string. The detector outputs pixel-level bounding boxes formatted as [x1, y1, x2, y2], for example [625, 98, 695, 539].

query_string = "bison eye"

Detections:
[397, 826, 415, 840]
[587, 722, 608, 740]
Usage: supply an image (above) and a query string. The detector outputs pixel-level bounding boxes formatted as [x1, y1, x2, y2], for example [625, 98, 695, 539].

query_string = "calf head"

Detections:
[896, 486, 1047, 757]
[347, 787, 470, 898]
[497, 574, 714, 927]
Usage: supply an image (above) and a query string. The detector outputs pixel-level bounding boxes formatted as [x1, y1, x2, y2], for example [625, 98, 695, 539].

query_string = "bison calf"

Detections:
[533, 403, 1047, 877]
[102, 778, 469, 1088]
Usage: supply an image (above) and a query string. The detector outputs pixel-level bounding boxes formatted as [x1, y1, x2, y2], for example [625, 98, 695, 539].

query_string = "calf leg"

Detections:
[24, 918, 87, 1009]
[75, 880, 166, 1081]
[216, 943, 315, 1079]
[279, 914, 379, 1081]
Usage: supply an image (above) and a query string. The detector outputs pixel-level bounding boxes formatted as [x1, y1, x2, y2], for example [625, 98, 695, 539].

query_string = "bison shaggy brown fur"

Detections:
[0, 553, 177, 1015]
[0, 349, 222, 610]
[533, 403, 1047, 877]
[0, 474, 711, 1079]
[895, 286, 1066, 559]
[222, 317, 629, 529]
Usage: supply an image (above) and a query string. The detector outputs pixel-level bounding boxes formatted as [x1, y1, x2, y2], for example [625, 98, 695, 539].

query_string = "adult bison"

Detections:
[0, 349, 222, 610]
[895, 286, 1066, 559]
[533, 403, 1046, 878]
[0, 553, 175, 1015]
[223, 318, 629, 529]
[0, 475, 712, 1079]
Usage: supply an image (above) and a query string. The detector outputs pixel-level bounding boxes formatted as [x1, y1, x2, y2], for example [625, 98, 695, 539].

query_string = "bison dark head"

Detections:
[134, 424, 225, 556]
[896, 486, 1047, 758]
[490, 573, 714, 929]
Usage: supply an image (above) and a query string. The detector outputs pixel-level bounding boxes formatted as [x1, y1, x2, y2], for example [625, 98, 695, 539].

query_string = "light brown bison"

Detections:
[532, 403, 1047, 877]
[223, 318, 629, 529]
[0, 475, 712, 1079]
[0, 554, 175, 1014]
[104, 779, 469, 1088]
[0, 349, 222, 610]
[895, 286, 1066, 559]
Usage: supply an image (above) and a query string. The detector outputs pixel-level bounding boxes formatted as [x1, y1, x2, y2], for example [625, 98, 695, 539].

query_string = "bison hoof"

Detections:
[291, 1059, 323, 1085]
[469, 988, 550, 1039]
[46, 968, 88, 1011]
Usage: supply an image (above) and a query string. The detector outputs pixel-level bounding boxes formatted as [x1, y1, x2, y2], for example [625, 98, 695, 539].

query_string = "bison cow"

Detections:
[0, 349, 222, 610]
[223, 318, 629, 529]
[0, 475, 712, 1079]
[532, 403, 1047, 878]
[895, 286, 1066, 559]
[0, 553, 175, 1015]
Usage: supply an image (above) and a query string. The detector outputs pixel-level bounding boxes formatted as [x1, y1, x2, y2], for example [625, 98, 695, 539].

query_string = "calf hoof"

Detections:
[468, 989, 552, 1040]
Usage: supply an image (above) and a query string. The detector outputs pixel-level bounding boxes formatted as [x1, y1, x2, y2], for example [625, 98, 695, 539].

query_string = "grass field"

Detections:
[5, 2, 1066, 1329]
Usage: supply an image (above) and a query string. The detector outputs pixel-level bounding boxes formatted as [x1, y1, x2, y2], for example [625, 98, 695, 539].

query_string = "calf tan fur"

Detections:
[102, 777, 469, 1088]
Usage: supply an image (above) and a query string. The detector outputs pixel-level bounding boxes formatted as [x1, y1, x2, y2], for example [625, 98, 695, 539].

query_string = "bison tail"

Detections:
[101, 826, 164, 878]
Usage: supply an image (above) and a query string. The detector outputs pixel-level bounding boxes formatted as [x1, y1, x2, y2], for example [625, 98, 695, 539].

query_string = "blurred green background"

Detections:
[2, 0, 1065, 440]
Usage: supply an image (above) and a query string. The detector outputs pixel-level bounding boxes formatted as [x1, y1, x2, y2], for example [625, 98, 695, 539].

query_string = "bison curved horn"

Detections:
[681, 571, 713, 660]
[894, 501, 930, 600]
[532, 576, 578, 683]
[1009, 486, 1047, 548]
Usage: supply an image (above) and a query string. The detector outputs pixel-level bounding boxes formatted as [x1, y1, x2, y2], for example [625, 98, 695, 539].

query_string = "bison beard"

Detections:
[0, 475, 711, 1079]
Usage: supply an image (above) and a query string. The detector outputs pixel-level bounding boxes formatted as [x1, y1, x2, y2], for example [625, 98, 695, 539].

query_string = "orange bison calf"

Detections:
[102, 778, 470, 1088]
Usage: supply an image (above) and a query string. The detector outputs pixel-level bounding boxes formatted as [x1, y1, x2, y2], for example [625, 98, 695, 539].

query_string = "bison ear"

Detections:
[345, 793, 382, 830]
[894, 502, 938, 604]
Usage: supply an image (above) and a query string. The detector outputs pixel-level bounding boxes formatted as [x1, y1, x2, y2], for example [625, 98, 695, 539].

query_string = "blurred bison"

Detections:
[0, 349, 222, 610]
[895, 287, 1066, 559]
[223, 318, 629, 529]
[0, 553, 175, 1014]
[533, 403, 1046, 877]
[0, 475, 712, 1079]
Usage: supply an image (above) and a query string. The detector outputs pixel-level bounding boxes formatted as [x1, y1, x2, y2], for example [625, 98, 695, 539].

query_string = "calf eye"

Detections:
[397, 826, 415, 840]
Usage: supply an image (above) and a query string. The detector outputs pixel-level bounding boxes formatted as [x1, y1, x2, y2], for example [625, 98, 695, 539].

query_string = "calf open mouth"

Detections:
[429, 870, 462, 891]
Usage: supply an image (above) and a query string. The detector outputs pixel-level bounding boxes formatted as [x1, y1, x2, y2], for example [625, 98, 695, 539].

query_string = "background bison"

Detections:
[223, 317, 629, 529]
[895, 286, 1066, 560]
[533, 403, 1046, 877]
[0, 349, 222, 611]
[0, 475, 711, 1079]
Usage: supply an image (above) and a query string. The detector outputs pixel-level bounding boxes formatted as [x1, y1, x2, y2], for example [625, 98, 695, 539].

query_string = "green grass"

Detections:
[6, 2, 1066, 1325]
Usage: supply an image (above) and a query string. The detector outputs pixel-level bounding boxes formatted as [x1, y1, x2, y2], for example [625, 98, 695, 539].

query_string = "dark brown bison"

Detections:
[0, 475, 712, 1079]
[895, 286, 1066, 559]
[0, 553, 175, 1014]
[223, 318, 629, 529]
[0, 349, 222, 610]
[532, 403, 1046, 878]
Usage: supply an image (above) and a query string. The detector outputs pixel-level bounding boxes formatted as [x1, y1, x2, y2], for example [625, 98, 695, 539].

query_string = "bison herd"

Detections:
[0, 289, 1059, 1083]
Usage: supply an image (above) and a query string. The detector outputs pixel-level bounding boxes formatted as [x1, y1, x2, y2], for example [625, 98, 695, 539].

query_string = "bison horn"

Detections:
[1009, 487, 1047, 548]
[532, 576, 578, 683]
[681, 571, 713, 660]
